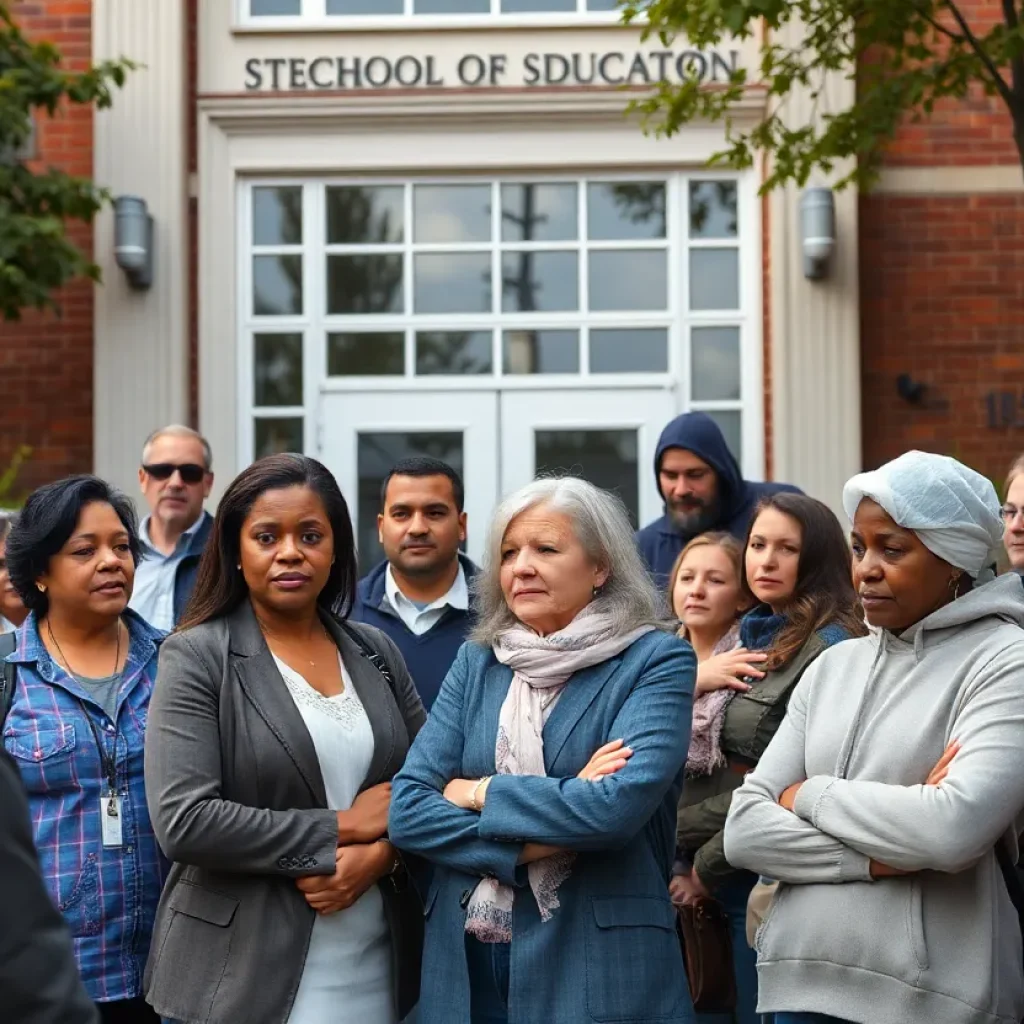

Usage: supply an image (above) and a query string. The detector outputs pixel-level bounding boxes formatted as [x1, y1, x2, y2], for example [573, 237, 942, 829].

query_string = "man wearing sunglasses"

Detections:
[129, 425, 214, 632]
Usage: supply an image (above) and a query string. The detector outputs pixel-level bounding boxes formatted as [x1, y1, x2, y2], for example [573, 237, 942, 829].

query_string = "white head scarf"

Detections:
[843, 451, 1003, 582]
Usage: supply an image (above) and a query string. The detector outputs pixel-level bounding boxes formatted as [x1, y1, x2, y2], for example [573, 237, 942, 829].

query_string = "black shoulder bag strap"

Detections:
[0, 631, 18, 730]
[338, 620, 396, 696]
[995, 839, 1024, 974]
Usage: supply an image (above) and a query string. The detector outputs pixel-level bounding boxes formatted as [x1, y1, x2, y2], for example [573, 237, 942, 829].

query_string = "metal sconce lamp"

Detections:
[800, 187, 836, 281]
[114, 196, 154, 290]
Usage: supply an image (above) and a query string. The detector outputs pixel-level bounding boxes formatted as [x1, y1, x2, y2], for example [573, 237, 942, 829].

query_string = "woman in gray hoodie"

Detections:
[724, 451, 1024, 1024]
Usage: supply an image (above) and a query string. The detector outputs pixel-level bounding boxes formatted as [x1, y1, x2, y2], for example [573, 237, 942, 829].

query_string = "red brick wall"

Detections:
[1, 0, 95, 494]
[859, 192, 1024, 484]
[858, 0, 1024, 485]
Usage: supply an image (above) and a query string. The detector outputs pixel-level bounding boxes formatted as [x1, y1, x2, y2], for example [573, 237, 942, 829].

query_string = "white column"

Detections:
[768, 22, 862, 518]
[92, 0, 188, 504]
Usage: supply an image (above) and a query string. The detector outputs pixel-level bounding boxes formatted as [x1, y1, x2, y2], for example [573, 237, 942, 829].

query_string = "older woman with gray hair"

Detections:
[390, 476, 696, 1024]
[725, 451, 1024, 1024]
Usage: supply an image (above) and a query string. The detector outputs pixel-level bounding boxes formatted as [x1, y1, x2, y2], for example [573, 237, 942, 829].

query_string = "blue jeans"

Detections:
[465, 935, 511, 1024]
[693, 873, 761, 1024]
[773, 1015, 856, 1024]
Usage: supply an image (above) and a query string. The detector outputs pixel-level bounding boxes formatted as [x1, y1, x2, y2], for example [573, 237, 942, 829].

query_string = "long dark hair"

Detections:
[178, 454, 357, 630]
[743, 492, 866, 669]
[6, 476, 141, 617]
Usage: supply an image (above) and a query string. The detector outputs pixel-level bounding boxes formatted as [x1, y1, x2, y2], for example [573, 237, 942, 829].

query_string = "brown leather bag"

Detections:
[676, 898, 738, 1014]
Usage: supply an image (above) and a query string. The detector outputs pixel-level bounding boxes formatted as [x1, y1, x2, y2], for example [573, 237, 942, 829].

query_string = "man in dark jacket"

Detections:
[351, 457, 475, 711]
[635, 411, 802, 586]
[129, 425, 214, 630]
[0, 746, 98, 1023]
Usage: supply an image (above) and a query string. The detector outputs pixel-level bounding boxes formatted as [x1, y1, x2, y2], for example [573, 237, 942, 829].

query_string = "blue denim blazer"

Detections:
[390, 629, 696, 1024]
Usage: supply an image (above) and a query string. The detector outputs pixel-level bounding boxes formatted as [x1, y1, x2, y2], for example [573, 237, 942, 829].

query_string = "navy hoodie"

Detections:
[635, 412, 802, 587]
[350, 554, 476, 712]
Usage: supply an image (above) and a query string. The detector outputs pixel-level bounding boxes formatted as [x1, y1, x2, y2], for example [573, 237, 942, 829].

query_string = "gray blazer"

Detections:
[142, 602, 427, 1024]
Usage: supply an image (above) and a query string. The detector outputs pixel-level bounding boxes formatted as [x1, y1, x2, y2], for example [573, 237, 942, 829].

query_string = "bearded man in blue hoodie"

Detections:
[636, 411, 802, 586]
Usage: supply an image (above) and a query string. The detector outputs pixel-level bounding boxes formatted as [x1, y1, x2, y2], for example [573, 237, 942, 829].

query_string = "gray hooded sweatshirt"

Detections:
[724, 573, 1024, 1024]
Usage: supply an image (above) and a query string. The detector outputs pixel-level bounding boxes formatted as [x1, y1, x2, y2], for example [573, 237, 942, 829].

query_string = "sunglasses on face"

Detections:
[143, 463, 206, 485]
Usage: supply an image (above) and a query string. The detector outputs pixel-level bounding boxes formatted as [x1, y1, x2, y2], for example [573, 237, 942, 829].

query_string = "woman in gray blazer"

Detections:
[143, 454, 426, 1024]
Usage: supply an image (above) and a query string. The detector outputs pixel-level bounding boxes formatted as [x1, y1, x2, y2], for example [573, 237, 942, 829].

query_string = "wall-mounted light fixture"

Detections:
[800, 187, 836, 281]
[114, 196, 154, 290]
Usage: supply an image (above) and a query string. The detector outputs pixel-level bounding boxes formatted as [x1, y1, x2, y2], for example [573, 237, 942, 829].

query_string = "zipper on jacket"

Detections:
[835, 637, 888, 779]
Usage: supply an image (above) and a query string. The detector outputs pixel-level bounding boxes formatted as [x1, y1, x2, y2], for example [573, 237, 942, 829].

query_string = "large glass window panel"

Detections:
[501, 251, 578, 312]
[590, 328, 668, 373]
[501, 0, 575, 11]
[326, 254, 404, 315]
[327, 332, 405, 376]
[251, 0, 299, 14]
[691, 326, 741, 400]
[535, 429, 640, 526]
[328, 0, 401, 11]
[690, 181, 739, 239]
[415, 0, 489, 9]
[587, 182, 666, 240]
[690, 249, 740, 310]
[503, 330, 579, 374]
[358, 432, 463, 568]
[254, 333, 303, 406]
[255, 417, 304, 458]
[326, 186, 404, 245]
[501, 183, 578, 242]
[253, 255, 303, 316]
[415, 331, 492, 375]
[414, 185, 491, 244]
[253, 187, 302, 246]
[588, 250, 667, 311]
[413, 253, 491, 313]
[705, 410, 742, 465]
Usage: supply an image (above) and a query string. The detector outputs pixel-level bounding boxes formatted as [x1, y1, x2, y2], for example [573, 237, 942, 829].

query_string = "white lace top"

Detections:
[274, 653, 396, 1024]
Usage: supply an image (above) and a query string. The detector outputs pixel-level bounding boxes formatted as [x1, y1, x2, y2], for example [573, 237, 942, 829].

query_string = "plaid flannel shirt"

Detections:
[2, 609, 167, 1002]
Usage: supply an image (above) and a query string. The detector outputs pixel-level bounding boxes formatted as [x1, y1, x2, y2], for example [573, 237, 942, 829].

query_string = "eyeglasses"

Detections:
[142, 463, 206, 485]
[1000, 505, 1024, 523]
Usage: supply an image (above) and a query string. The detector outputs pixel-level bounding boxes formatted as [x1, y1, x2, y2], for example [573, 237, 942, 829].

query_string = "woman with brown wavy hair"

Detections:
[674, 493, 865, 1024]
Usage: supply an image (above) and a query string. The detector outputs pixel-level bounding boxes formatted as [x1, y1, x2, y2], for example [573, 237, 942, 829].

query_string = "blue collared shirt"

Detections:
[2, 611, 167, 1002]
[130, 514, 205, 631]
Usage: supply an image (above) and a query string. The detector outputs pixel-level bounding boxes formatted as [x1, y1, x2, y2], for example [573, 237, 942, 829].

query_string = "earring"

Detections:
[948, 572, 963, 600]
[592, 584, 603, 598]
[236, 564, 242, 571]
[36, 583, 46, 593]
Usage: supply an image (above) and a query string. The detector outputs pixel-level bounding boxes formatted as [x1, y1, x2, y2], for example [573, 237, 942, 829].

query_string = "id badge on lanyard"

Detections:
[81, 706, 124, 848]
[100, 792, 123, 847]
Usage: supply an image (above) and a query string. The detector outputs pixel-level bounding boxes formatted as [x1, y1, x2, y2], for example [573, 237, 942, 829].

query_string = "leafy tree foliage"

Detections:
[0, 2, 132, 320]
[625, 0, 1024, 190]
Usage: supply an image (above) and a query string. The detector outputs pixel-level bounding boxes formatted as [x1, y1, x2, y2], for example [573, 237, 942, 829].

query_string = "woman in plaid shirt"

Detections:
[2, 476, 166, 1024]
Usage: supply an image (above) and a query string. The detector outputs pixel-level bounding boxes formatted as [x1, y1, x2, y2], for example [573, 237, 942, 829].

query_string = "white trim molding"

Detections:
[874, 164, 1024, 194]
[93, 0, 189, 506]
[767, 19, 861, 518]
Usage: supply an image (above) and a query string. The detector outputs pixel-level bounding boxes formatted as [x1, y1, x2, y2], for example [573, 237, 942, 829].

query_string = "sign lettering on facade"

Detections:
[243, 49, 740, 92]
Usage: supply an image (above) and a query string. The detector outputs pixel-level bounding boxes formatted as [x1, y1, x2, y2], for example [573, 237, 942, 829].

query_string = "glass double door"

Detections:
[320, 388, 675, 569]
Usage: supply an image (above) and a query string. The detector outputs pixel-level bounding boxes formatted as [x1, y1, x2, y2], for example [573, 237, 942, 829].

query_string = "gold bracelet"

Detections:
[469, 776, 491, 812]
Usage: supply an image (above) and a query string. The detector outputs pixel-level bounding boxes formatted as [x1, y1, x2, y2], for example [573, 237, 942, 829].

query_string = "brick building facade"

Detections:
[3, 0, 1021, 531]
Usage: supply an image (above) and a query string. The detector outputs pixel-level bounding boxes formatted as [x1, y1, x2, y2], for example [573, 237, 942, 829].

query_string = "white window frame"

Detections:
[236, 0, 641, 32]
[238, 171, 761, 476]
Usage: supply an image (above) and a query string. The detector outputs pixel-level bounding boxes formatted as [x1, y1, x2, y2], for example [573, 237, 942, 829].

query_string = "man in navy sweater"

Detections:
[351, 457, 476, 712]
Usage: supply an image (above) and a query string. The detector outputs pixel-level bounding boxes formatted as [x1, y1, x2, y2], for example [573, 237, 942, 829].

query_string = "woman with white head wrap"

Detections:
[724, 452, 1024, 1024]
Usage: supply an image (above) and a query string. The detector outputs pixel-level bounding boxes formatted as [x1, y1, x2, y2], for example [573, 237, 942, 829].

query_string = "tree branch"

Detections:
[942, 0, 1015, 106]
[1001, 0, 1024, 112]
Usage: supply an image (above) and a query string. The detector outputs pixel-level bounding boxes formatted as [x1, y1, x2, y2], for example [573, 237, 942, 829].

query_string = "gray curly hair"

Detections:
[470, 476, 666, 646]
